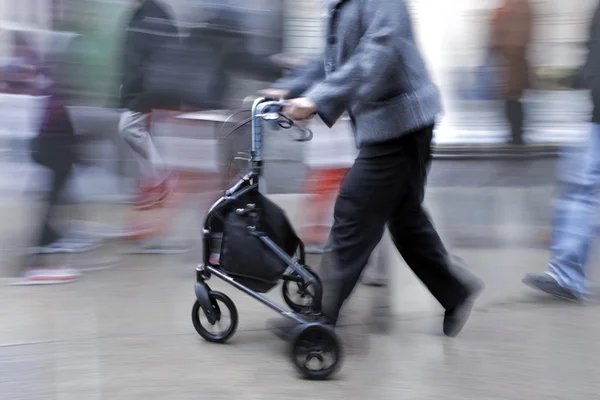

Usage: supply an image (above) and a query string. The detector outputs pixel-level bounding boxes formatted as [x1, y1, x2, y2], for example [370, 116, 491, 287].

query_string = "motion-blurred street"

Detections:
[2, 0, 600, 397]
[2, 146, 600, 399]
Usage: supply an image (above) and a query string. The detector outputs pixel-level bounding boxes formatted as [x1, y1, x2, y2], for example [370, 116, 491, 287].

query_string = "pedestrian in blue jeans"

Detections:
[523, 1, 600, 301]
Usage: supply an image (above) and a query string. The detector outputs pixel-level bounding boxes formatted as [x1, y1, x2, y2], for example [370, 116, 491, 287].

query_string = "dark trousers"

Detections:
[31, 136, 75, 246]
[505, 99, 524, 145]
[320, 126, 473, 323]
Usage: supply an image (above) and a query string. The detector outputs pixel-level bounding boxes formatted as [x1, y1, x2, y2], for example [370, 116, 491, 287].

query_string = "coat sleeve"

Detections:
[271, 56, 326, 99]
[302, 0, 404, 127]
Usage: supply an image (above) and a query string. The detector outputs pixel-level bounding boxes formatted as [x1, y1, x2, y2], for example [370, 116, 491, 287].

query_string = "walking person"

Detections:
[5, 59, 98, 284]
[179, 1, 283, 192]
[490, 0, 533, 145]
[118, 0, 179, 210]
[266, 0, 483, 336]
[523, 1, 600, 301]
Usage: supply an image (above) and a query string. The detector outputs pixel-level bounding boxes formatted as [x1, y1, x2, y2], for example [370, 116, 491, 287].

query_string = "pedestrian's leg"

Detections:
[388, 205, 472, 310]
[36, 139, 73, 247]
[37, 165, 71, 247]
[118, 111, 165, 181]
[387, 128, 482, 336]
[302, 169, 327, 246]
[387, 128, 472, 310]
[302, 169, 345, 250]
[505, 99, 524, 145]
[119, 111, 175, 210]
[38, 182, 61, 248]
[22, 145, 81, 284]
[319, 138, 415, 324]
[545, 124, 600, 295]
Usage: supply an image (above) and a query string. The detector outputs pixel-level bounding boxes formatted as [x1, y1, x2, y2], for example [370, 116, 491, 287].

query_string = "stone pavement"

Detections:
[3, 153, 600, 398]
[1, 85, 598, 398]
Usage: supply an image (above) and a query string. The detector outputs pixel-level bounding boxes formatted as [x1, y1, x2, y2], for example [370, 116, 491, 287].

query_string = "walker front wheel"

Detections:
[192, 291, 238, 343]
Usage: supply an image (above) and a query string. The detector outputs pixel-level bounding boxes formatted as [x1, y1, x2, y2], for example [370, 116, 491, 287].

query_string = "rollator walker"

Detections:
[192, 97, 342, 380]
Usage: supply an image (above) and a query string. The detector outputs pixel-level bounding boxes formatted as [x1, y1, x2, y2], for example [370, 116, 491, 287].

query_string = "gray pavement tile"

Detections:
[3, 306, 600, 399]
[2, 154, 600, 397]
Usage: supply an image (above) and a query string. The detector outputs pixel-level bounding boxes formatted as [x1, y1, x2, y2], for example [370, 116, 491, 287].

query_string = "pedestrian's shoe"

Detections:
[14, 267, 81, 285]
[121, 239, 190, 255]
[522, 273, 583, 303]
[443, 278, 484, 338]
[29, 238, 101, 255]
[134, 173, 176, 210]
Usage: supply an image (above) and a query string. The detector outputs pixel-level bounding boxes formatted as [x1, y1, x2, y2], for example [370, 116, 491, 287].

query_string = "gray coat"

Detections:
[274, 0, 441, 148]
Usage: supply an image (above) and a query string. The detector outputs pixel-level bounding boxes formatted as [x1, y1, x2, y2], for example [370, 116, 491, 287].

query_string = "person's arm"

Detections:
[302, 0, 404, 127]
[224, 36, 284, 82]
[270, 56, 326, 99]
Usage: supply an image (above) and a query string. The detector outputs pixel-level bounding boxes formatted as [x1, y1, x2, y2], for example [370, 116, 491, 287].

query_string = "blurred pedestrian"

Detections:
[118, 0, 179, 210]
[490, 0, 533, 145]
[179, 3, 283, 188]
[13, 32, 39, 71]
[4, 59, 98, 284]
[266, 0, 483, 336]
[523, 1, 600, 301]
[179, 2, 283, 111]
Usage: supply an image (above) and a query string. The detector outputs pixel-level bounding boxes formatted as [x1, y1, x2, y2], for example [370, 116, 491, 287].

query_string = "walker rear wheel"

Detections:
[290, 324, 342, 380]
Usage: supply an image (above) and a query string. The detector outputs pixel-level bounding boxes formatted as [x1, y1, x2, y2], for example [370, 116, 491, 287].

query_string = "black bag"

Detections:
[220, 191, 300, 293]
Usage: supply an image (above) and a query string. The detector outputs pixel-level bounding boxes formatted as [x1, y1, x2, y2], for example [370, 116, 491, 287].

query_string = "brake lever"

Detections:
[294, 125, 314, 142]
[277, 113, 294, 129]
[277, 110, 313, 141]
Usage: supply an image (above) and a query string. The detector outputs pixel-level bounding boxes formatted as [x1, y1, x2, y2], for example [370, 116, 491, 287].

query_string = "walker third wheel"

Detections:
[291, 324, 342, 380]
[282, 266, 320, 314]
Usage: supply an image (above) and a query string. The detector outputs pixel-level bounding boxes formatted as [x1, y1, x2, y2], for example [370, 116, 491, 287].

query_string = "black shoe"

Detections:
[522, 273, 583, 303]
[443, 279, 484, 338]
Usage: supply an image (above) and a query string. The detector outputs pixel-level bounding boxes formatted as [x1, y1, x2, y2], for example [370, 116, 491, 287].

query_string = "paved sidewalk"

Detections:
[2, 170, 600, 398]
[0, 88, 597, 397]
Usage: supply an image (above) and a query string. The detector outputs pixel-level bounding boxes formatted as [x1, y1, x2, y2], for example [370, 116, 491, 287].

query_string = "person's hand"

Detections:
[283, 97, 317, 121]
[259, 88, 289, 100]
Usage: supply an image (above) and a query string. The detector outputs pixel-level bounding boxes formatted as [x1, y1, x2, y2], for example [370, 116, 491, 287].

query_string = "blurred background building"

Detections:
[0, 0, 599, 142]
